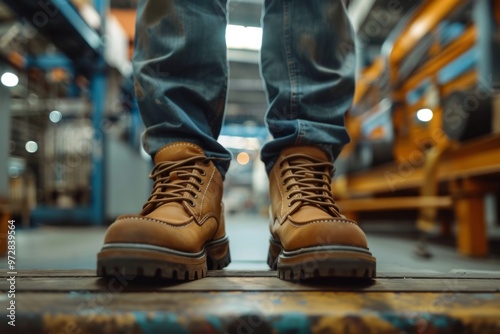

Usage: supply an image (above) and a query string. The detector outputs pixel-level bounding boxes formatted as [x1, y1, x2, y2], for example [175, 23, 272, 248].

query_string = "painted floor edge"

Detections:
[2, 311, 500, 334]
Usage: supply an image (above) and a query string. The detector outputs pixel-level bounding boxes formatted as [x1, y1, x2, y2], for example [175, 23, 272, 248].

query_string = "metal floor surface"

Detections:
[1, 213, 500, 333]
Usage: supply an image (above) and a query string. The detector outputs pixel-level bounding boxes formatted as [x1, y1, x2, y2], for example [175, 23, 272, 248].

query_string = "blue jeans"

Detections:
[133, 0, 355, 178]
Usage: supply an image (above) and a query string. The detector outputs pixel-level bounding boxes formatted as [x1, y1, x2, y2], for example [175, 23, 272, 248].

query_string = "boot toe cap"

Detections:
[279, 218, 369, 251]
[103, 215, 201, 253]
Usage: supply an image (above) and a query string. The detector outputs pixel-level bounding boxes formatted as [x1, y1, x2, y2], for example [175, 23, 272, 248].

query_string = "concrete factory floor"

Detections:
[2, 213, 500, 274]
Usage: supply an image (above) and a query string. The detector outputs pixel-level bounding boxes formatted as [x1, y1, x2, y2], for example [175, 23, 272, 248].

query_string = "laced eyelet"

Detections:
[199, 180, 204, 185]
[200, 170, 206, 176]
[202, 160, 210, 166]
[286, 195, 290, 199]
[189, 201, 196, 207]
[193, 194, 198, 199]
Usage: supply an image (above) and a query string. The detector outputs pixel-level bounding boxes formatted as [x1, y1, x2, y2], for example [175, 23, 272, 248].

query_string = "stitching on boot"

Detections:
[117, 216, 193, 228]
[288, 219, 358, 227]
[198, 167, 216, 221]
[272, 166, 285, 219]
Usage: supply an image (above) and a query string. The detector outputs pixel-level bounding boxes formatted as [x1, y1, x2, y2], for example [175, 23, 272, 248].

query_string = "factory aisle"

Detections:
[2, 212, 499, 274]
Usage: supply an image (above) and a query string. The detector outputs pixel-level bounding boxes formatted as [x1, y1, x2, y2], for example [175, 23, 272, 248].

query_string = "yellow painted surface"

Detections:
[0, 211, 9, 257]
[43, 312, 140, 334]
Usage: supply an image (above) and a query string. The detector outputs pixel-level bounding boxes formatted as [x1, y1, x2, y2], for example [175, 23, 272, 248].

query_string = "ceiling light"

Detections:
[218, 135, 260, 150]
[49, 110, 62, 123]
[25, 141, 38, 153]
[236, 152, 250, 165]
[226, 25, 262, 51]
[416, 108, 433, 122]
[1, 72, 19, 87]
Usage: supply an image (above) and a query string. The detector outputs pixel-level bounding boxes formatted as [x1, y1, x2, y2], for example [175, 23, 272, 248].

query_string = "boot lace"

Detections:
[140, 156, 209, 215]
[280, 153, 341, 216]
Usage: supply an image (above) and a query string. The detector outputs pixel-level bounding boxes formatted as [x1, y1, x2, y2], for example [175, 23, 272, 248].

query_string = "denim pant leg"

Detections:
[260, 0, 356, 174]
[133, 0, 231, 177]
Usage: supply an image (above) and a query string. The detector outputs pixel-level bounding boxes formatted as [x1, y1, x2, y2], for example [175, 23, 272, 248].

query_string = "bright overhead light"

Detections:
[416, 108, 433, 122]
[1, 72, 19, 87]
[218, 135, 260, 150]
[226, 25, 262, 51]
[236, 152, 250, 165]
[8, 166, 20, 178]
[49, 110, 62, 123]
[25, 141, 38, 153]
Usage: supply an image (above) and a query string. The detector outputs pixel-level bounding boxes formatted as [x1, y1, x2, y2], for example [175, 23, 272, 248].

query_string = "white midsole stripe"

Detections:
[101, 236, 228, 258]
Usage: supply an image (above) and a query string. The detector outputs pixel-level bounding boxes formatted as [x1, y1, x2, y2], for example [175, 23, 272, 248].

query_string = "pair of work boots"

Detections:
[97, 142, 376, 281]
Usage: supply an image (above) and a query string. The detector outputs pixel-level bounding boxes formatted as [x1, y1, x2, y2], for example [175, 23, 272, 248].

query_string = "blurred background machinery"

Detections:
[335, 0, 500, 257]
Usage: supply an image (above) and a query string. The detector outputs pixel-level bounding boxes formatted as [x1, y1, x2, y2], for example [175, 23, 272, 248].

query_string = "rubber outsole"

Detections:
[267, 238, 376, 281]
[97, 237, 231, 281]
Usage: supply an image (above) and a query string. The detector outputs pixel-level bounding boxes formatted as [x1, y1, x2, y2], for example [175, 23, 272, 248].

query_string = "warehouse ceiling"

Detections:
[109, 0, 263, 27]
[350, 0, 418, 46]
[0, 0, 416, 128]
[107, 0, 417, 126]
[107, 0, 267, 125]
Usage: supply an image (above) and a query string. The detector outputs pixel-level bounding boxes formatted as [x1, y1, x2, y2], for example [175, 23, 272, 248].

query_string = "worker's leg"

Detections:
[133, 0, 231, 176]
[261, 0, 376, 280]
[98, 0, 231, 280]
[260, 0, 355, 172]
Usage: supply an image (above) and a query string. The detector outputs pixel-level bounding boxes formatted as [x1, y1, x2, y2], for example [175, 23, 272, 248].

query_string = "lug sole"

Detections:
[268, 239, 376, 281]
[97, 238, 231, 281]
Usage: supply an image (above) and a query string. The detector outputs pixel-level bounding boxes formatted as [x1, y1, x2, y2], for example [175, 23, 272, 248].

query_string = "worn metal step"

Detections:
[1, 270, 499, 333]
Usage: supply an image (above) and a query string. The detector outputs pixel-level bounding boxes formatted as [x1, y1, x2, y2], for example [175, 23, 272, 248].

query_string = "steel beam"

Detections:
[474, 0, 500, 90]
[337, 134, 500, 196]
[3, 0, 102, 69]
[90, 61, 106, 226]
[0, 83, 11, 200]
[25, 53, 73, 71]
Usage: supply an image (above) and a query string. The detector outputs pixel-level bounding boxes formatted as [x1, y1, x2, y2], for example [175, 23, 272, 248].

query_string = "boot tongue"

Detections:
[283, 145, 331, 178]
[145, 142, 206, 223]
[154, 142, 205, 164]
[280, 145, 330, 162]
[282, 146, 340, 220]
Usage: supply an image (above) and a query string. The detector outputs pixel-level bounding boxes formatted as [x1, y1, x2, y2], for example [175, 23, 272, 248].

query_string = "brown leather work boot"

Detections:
[97, 142, 230, 280]
[267, 146, 376, 280]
